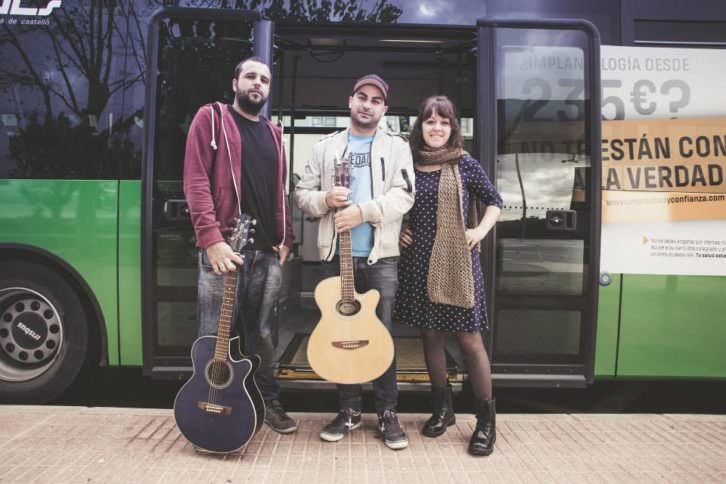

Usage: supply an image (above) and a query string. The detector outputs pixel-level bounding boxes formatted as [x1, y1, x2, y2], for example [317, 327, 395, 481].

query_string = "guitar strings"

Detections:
[336, 157, 355, 304]
[205, 221, 249, 409]
[208, 272, 235, 405]
[339, 230, 356, 302]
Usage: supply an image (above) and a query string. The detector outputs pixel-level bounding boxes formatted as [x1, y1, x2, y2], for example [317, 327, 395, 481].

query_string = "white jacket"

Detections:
[294, 127, 415, 264]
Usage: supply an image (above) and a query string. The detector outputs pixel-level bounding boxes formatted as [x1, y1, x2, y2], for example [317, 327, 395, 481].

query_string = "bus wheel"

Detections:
[0, 261, 89, 403]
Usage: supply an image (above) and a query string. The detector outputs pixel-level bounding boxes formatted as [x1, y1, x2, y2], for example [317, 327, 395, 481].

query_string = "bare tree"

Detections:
[0, 1, 152, 122]
[1, 0, 402, 178]
[1, 0, 401, 121]
[228, 0, 402, 23]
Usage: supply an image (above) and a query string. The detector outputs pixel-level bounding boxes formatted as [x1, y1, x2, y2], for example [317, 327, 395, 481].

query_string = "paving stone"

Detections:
[0, 407, 725, 483]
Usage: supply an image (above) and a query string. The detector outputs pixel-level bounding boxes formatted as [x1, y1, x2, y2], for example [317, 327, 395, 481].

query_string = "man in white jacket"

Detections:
[294, 74, 414, 450]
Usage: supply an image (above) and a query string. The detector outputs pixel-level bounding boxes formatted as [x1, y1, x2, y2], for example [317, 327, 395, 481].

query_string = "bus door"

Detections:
[477, 19, 602, 387]
[141, 8, 272, 376]
[271, 25, 479, 387]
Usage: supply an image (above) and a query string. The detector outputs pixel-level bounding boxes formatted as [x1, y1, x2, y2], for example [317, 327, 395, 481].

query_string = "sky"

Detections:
[396, 0, 486, 25]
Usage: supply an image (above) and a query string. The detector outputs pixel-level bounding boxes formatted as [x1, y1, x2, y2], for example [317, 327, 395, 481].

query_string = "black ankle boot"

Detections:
[422, 383, 455, 437]
[468, 398, 496, 456]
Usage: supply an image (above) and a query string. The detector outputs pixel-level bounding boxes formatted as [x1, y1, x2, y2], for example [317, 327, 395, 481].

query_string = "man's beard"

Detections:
[351, 109, 379, 130]
[236, 89, 266, 115]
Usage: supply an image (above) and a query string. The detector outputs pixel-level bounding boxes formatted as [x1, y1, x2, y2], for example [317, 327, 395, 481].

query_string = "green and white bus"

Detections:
[1, 0, 725, 403]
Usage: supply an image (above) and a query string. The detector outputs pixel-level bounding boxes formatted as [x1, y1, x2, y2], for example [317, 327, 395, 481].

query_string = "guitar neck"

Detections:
[214, 272, 237, 359]
[339, 229, 355, 302]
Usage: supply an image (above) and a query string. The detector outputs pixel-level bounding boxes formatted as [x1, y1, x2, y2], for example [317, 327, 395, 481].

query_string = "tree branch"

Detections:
[131, 1, 147, 69]
[1, 25, 53, 118]
[89, 1, 96, 71]
[56, 9, 91, 74]
[108, 73, 143, 96]
[46, 83, 82, 115]
[102, 2, 116, 85]
[49, 33, 81, 115]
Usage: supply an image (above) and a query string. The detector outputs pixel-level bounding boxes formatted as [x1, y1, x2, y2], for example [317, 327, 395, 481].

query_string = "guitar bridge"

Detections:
[332, 340, 369, 350]
[197, 401, 232, 415]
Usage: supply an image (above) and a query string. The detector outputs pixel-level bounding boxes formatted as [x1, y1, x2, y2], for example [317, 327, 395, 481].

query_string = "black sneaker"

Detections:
[320, 407, 362, 442]
[378, 410, 408, 450]
[264, 400, 297, 434]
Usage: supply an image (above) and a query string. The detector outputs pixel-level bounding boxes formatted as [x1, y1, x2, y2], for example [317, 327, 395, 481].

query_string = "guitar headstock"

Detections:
[228, 214, 256, 253]
[333, 152, 351, 189]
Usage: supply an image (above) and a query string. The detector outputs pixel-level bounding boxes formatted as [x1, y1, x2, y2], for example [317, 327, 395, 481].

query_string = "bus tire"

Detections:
[0, 261, 89, 403]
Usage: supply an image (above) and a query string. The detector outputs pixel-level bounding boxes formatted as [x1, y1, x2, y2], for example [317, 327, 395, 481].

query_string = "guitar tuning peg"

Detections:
[249, 228, 256, 235]
[251, 219, 257, 226]
[248, 238, 254, 245]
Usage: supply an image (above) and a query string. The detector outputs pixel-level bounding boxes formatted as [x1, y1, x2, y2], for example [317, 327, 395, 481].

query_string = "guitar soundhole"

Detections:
[205, 360, 233, 389]
[336, 299, 361, 316]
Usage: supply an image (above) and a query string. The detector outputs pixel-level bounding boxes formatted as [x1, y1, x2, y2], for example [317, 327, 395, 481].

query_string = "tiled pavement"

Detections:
[1, 406, 725, 483]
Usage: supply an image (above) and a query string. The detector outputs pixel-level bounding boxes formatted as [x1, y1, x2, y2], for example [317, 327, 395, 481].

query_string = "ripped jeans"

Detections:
[197, 249, 282, 403]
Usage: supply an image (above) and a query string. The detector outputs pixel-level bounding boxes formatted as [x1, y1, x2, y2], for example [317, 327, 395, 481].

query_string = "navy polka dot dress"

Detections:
[394, 155, 503, 333]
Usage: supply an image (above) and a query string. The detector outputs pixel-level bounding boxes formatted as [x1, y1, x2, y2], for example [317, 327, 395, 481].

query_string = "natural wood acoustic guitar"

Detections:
[307, 153, 395, 384]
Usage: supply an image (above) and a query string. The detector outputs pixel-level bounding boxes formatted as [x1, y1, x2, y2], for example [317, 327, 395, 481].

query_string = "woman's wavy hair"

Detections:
[409, 95, 464, 153]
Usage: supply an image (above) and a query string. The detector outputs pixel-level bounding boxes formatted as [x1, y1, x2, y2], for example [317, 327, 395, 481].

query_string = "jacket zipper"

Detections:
[367, 145, 374, 199]
[278, 121, 286, 248]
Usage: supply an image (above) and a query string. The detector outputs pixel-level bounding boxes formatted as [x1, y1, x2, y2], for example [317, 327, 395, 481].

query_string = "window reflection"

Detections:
[0, 0, 149, 179]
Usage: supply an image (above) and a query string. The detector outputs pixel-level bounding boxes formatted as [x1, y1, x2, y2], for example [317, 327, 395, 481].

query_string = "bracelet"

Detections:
[356, 204, 364, 220]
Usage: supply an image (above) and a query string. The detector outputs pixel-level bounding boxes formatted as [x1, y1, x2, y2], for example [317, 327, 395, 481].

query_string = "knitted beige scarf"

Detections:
[416, 147, 475, 309]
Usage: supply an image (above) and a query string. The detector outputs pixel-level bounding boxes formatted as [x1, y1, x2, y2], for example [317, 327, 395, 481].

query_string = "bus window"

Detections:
[0, 0, 144, 180]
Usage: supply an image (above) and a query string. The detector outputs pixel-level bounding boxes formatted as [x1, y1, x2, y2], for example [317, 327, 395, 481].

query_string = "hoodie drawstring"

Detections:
[209, 105, 217, 151]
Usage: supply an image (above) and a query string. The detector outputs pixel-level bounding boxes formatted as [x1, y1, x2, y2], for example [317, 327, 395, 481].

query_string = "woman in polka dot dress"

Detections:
[394, 95, 502, 456]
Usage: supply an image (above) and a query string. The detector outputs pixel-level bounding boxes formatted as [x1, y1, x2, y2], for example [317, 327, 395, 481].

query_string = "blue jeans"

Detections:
[319, 256, 399, 414]
[197, 249, 282, 403]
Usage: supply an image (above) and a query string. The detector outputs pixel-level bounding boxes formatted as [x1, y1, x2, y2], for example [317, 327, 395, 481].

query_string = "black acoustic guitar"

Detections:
[173, 214, 264, 453]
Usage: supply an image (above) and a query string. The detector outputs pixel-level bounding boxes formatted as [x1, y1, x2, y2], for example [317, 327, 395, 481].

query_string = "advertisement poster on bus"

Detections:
[501, 44, 726, 277]
[600, 46, 726, 276]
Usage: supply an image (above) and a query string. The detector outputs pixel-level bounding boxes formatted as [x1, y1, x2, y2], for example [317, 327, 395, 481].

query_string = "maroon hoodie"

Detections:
[183, 102, 294, 250]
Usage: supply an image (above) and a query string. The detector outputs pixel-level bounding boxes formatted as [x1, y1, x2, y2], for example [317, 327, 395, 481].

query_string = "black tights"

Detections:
[421, 329, 492, 400]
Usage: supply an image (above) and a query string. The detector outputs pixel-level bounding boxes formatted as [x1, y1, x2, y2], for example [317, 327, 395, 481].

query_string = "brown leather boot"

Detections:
[422, 383, 455, 437]
[468, 398, 496, 456]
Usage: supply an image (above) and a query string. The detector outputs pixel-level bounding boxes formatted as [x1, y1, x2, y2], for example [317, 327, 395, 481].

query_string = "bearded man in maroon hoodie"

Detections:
[183, 57, 296, 434]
